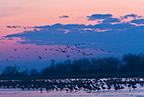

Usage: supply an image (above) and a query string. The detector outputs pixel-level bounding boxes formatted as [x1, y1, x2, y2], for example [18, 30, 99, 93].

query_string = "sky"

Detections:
[0, 0, 144, 71]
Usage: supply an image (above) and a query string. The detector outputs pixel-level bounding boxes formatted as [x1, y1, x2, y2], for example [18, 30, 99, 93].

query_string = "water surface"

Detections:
[0, 88, 144, 97]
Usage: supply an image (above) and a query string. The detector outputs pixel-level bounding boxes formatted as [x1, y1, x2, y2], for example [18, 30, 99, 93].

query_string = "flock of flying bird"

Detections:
[4, 43, 112, 62]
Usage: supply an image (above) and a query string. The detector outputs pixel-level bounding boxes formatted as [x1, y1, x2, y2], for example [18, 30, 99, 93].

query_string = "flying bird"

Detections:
[38, 56, 42, 59]
[14, 48, 17, 51]
[67, 55, 70, 58]
[26, 48, 29, 50]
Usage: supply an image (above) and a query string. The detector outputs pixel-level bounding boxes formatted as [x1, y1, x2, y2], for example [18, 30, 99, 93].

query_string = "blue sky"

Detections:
[1, 0, 144, 71]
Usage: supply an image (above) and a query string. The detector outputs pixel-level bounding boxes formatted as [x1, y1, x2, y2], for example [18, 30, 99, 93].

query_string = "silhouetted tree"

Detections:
[29, 69, 39, 76]
[2, 65, 20, 76]
[2, 53, 144, 79]
[21, 69, 29, 76]
[122, 53, 144, 72]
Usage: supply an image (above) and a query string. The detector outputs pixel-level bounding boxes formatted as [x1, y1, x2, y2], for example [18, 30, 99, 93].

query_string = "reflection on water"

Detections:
[0, 88, 144, 97]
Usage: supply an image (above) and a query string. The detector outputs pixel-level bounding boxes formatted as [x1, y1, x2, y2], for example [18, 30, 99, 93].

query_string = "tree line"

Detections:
[1, 53, 144, 79]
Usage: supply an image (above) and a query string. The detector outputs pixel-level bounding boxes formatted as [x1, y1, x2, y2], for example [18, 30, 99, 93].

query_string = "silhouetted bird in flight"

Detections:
[14, 49, 17, 51]
[51, 59, 55, 63]
[38, 56, 42, 59]
[26, 48, 29, 50]
[108, 51, 112, 53]
[67, 55, 70, 58]
[6, 59, 9, 61]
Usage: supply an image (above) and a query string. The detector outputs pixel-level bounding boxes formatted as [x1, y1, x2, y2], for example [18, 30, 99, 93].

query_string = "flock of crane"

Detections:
[0, 78, 143, 93]
[4, 43, 112, 61]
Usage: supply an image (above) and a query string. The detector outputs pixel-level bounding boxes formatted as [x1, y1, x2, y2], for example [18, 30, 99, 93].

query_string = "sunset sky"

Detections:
[0, 0, 144, 71]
